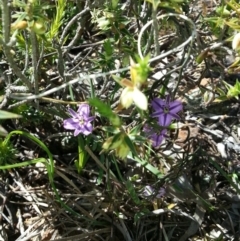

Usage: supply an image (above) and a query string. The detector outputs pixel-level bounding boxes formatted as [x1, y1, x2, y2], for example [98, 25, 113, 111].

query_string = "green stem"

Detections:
[0, 158, 46, 170]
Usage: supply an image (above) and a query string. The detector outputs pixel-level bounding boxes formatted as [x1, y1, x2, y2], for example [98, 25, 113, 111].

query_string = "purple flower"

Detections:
[142, 185, 166, 198]
[151, 95, 183, 127]
[63, 104, 94, 136]
[144, 125, 167, 147]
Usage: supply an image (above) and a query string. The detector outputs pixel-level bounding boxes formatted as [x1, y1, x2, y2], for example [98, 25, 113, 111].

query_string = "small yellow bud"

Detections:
[11, 20, 28, 30]
[31, 21, 46, 35]
[10, 49, 15, 55]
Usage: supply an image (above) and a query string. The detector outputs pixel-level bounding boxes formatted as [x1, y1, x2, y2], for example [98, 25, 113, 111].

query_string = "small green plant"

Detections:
[0, 137, 16, 165]
[216, 79, 240, 102]
[91, 0, 134, 66]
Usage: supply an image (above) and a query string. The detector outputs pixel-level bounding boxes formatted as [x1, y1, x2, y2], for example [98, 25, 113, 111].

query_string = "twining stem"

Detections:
[152, 6, 160, 56]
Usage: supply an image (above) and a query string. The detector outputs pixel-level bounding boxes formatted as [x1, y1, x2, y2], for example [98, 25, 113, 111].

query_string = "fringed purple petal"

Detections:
[63, 118, 79, 130]
[68, 108, 78, 119]
[73, 128, 82, 136]
[82, 122, 93, 136]
[78, 104, 90, 116]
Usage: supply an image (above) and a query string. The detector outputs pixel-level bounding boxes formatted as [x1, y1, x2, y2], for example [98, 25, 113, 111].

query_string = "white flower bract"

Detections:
[232, 33, 240, 50]
[132, 87, 148, 110]
[120, 87, 134, 109]
[120, 86, 148, 110]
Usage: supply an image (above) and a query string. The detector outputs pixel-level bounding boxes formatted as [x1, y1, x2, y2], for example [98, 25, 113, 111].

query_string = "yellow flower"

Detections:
[118, 57, 149, 110]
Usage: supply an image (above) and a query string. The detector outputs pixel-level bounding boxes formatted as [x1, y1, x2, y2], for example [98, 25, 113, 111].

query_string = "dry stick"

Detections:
[178, 204, 205, 241]
[138, 13, 196, 62]
[54, 41, 65, 80]
[143, 25, 153, 56]
[65, 22, 83, 50]
[9, 13, 196, 102]
[30, 31, 40, 107]
[7, 98, 32, 109]
[60, 7, 90, 46]
[9, 66, 130, 101]
[1, 0, 31, 90]
[85, 145, 119, 183]
[22, 31, 30, 74]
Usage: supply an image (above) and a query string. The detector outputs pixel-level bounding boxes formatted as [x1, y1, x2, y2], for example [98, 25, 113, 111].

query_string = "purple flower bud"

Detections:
[142, 185, 166, 198]
[143, 125, 167, 148]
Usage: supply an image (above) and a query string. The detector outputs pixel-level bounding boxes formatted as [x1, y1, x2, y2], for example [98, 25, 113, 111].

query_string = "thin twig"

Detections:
[1, 1, 31, 89]
[60, 7, 90, 46]
[30, 31, 40, 107]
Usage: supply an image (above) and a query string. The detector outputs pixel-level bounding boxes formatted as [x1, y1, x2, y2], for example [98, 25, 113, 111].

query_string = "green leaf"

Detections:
[48, 0, 66, 39]
[216, 87, 227, 96]
[129, 124, 142, 135]
[89, 97, 121, 126]
[103, 39, 113, 57]
[0, 125, 8, 137]
[216, 6, 230, 16]
[134, 209, 150, 224]
[215, 95, 229, 102]
[110, 132, 123, 149]
[0, 110, 22, 119]
[75, 135, 89, 173]
[227, 80, 240, 99]
[124, 135, 137, 156]
[145, 0, 161, 10]
[129, 153, 164, 179]
[126, 180, 141, 205]
[102, 126, 121, 134]
[89, 98, 113, 116]
[196, 49, 209, 64]
[109, 114, 121, 127]
[111, 0, 119, 9]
